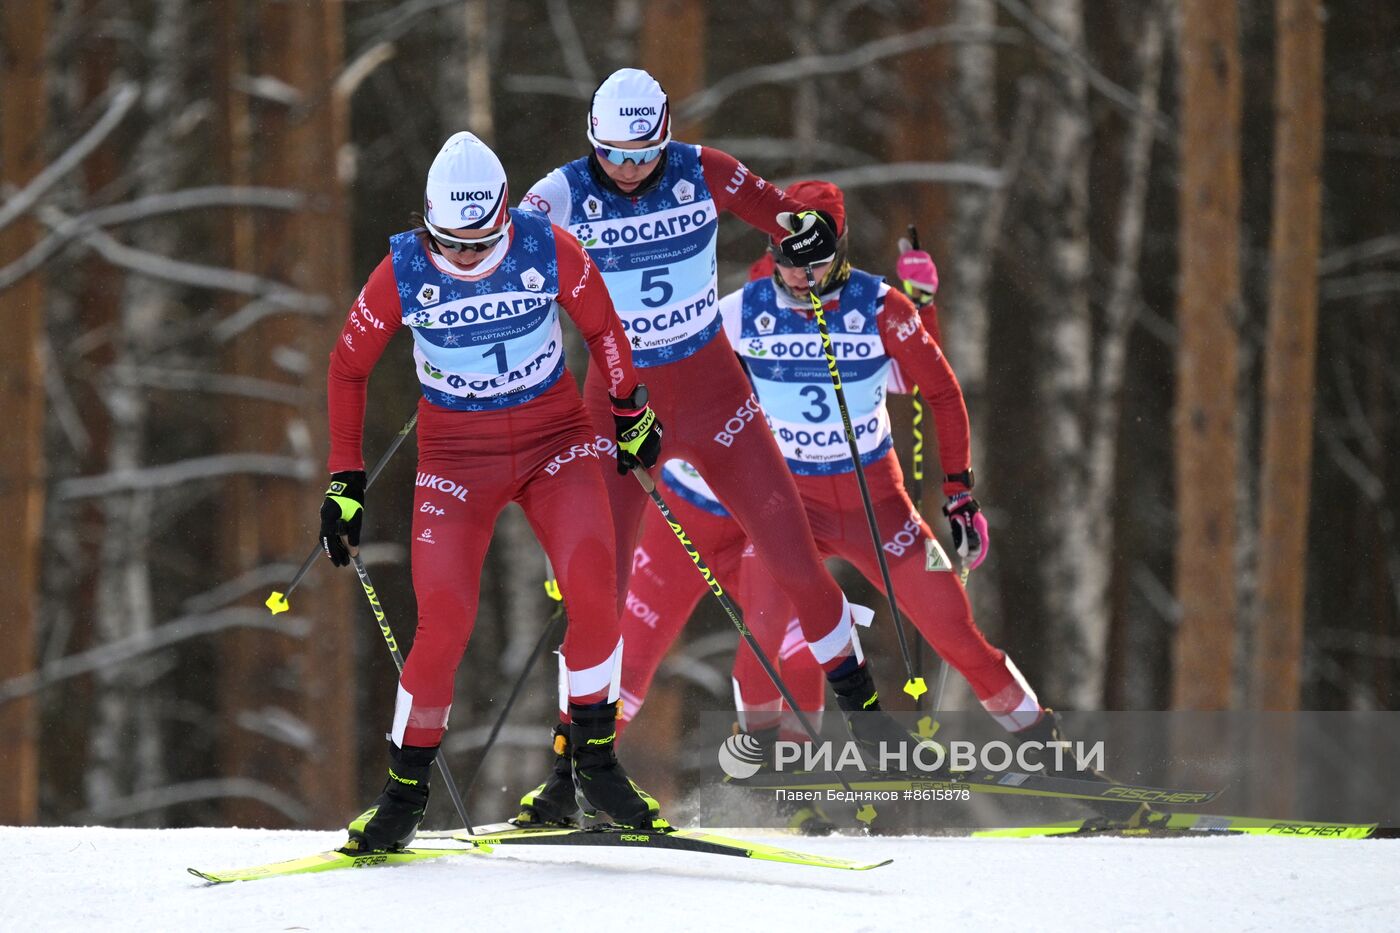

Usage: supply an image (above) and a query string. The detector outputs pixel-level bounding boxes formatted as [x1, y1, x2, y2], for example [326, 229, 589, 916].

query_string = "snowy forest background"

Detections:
[1, 0, 1394, 830]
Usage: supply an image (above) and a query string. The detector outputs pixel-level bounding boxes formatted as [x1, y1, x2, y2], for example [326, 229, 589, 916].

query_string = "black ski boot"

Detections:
[344, 743, 435, 853]
[784, 801, 837, 836]
[729, 724, 836, 834]
[1016, 709, 1114, 783]
[830, 663, 942, 772]
[569, 702, 668, 830]
[514, 723, 582, 827]
[1017, 709, 1137, 819]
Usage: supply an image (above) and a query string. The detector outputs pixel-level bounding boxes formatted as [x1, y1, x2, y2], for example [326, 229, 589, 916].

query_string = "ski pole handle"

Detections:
[266, 411, 419, 615]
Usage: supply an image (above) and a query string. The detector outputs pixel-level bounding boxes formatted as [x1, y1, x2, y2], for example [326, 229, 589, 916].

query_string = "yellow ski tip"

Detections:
[856, 804, 877, 825]
[916, 715, 940, 739]
[266, 591, 289, 615]
[543, 579, 562, 602]
[959, 566, 971, 586]
[903, 677, 928, 700]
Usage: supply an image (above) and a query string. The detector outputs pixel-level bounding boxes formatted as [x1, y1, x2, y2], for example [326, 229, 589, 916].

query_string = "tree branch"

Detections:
[775, 161, 1003, 190]
[0, 609, 309, 704]
[996, 0, 1174, 138]
[68, 777, 309, 824]
[105, 364, 314, 404]
[34, 204, 327, 309]
[547, 0, 596, 92]
[678, 25, 1022, 123]
[0, 82, 140, 232]
[55, 453, 314, 501]
[0, 187, 306, 292]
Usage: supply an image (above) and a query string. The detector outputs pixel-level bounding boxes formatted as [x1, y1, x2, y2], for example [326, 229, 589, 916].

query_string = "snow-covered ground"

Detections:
[3, 826, 1396, 931]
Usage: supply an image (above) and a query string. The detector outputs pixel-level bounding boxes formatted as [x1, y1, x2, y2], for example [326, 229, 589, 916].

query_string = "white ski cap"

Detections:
[424, 131, 509, 230]
[588, 68, 671, 146]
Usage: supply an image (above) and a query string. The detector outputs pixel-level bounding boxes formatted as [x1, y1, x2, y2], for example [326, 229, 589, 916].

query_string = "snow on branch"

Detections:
[547, 0, 596, 92]
[55, 453, 314, 501]
[334, 41, 397, 103]
[36, 203, 327, 309]
[775, 161, 1003, 191]
[180, 542, 404, 616]
[996, 0, 1172, 138]
[68, 777, 309, 825]
[1318, 233, 1400, 276]
[501, 74, 594, 99]
[0, 608, 309, 705]
[705, 135, 881, 167]
[678, 25, 1022, 123]
[0, 187, 307, 292]
[107, 364, 313, 404]
[0, 82, 140, 233]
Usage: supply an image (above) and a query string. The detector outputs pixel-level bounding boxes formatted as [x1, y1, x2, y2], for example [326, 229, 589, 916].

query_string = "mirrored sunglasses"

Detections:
[426, 217, 510, 254]
[594, 143, 666, 166]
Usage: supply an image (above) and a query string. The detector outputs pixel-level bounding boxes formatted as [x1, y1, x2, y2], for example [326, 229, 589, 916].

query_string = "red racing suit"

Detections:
[525, 146, 871, 676]
[616, 461, 825, 742]
[328, 218, 642, 747]
[615, 272, 1045, 737]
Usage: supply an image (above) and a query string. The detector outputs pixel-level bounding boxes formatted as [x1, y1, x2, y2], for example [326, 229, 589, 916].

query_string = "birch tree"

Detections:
[1022, 0, 1099, 706]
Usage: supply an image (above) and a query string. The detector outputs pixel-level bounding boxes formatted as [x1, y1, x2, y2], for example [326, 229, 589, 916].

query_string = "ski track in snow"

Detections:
[2, 826, 1397, 932]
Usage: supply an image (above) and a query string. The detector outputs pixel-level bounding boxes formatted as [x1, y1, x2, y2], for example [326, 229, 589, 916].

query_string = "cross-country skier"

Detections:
[320, 131, 666, 852]
[511, 68, 915, 826]
[726, 180, 1068, 744]
[613, 183, 1075, 782]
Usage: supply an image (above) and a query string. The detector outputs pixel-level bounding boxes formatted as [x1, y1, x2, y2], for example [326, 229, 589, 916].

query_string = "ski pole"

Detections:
[903, 222, 952, 711]
[463, 566, 567, 796]
[349, 552, 474, 830]
[630, 467, 876, 824]
[910, 390, 926, 684]
[266, 411, 419, 615]
[803, 263, 930, 703]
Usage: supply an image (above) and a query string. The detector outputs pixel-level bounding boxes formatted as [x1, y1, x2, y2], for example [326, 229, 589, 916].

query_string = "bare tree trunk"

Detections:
[439, 0, 496, 144]
[788, 0, 819, 152]
[222, 0, 354, 828]
[1253, 0, 1324, 710]
[85, 0, 197, 820]
[603, 0, 644, 74]
[890, 2, 952, 494]
[299, 0, 357, 829]
[890, 0, 953, 277]
[641, 0, 706, 137]
[464, 0, 495, 144]
[48, 0, 126, 821]
[944, 0, 1002, 650]
[1172, 0, 1241, 710]
[0, 0, 49, 826]
[1027, 0, 1100, 707]
[1096, 3, 1166, 704]
[635, 0, 707, 803]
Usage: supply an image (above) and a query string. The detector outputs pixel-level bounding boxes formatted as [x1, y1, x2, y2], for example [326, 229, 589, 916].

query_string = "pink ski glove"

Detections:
[896, 238, 939, 301]
[942, 491, 989, 572]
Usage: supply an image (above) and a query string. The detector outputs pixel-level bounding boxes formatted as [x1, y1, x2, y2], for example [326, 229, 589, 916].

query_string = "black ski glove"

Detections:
[942, 490, 989, 572]
[319, 470, 365, 567]
[776, 210, 838, 267]
[611, 384, 663, 475]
